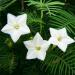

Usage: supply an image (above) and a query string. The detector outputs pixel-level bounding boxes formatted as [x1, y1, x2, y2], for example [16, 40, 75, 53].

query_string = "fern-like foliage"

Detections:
[0, 0, 16, 11]
[47, 10, 75, 35]
[0, 34, 16, 74]
[26, 0, 64, 15]
[27, 12, 44, 33]
[42, 44, 75, 75]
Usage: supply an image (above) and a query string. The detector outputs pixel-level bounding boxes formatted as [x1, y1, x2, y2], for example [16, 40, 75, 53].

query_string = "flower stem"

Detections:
[51, 45, 56, 50]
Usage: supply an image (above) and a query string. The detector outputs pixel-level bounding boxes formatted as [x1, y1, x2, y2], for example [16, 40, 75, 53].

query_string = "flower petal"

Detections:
[49, 28, 58, 37]
[20, 25, 30, 35]
[59, 36, 74, 46]
[7, 13, 16, 24]
[37, 51, 46, 61]
[58, 28, 68, 37]
[24, 40, 34, 50]
[33, 32, 44, 45]
[1, 24, 14, 34]
[41, 41, 50, 52]
[66, 36, 75, 44]
[26, 50, 36, 59]
[58, 42, 68, 52]
[10, 31, 21, 43]
[49, 37, 59, 45]
[17, 14, 27, 25]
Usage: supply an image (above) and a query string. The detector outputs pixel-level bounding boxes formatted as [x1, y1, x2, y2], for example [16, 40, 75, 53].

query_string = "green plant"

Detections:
[0, 0, 75, 75]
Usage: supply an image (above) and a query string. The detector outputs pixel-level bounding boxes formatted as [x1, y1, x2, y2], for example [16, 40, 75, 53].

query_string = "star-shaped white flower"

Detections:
[24, 32, 50, 61]
[49, 28, 75, 52]
[1, 13, 30, 43]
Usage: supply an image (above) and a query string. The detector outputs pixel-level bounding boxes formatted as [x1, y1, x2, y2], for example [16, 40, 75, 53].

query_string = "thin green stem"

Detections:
[0, 0, 16, 11]
[40, 10, 43, 33]
[43, 0, 45, 3]
[51, 45, 56, 50]
[65, 0, 67, 2]
[40, 0, 43, 33]
[40, 0, 42, 3]
[46, 5, 52, 16]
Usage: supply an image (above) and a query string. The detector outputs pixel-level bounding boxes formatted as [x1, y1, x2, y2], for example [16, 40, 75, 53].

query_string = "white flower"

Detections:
[24, 32, 50, 61]
[1, 13, 30, 43]
[49, 28, 75, 52]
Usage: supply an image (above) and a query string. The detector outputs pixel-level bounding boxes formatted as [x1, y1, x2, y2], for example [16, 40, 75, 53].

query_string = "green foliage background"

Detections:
[0, 0, 75, 75]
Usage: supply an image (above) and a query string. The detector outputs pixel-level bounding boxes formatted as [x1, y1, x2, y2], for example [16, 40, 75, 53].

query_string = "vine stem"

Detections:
[21, 0, 24, 11]
[65, 0, 67, 2]
[40, 10, 43, 33]
[40, 0, 43, 34]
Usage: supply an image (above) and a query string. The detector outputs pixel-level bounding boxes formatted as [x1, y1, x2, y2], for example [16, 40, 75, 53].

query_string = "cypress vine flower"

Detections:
[24, 32, 50, 61]
[1, 13, 30, 43]
[49, 28, 75, 52]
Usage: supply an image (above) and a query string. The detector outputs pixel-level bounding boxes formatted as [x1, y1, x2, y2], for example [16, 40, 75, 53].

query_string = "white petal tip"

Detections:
[23, 41, 29, 45]
[60, 48, 67, 52]
[23, 14, 27, 17]
[1, 28, 3, 32]
[28, 29, 31, 33]
[11, 36, 18, 43]
[38, 58, 45, 61]
[62, 50, 66, 52]
[7, 13, 15, 17]
[26, 56, 31, 59]
[12, 40, 17, 43]
[26, 55, 35, 60]
[36, 32, 40, 35]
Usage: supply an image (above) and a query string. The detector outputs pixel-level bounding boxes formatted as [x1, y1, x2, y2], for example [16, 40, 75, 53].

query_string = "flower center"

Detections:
[35, 46, 41, 51]
[57, 36, 62, 41]
[13, 22, 20, 29]
[14, 24, 20, 29]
